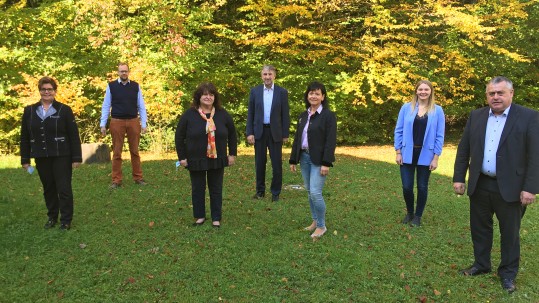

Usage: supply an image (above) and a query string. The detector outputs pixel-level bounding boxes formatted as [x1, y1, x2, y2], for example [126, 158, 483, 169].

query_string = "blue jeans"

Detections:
[300, 152, 327, 228]
[400, 163, 431, 217]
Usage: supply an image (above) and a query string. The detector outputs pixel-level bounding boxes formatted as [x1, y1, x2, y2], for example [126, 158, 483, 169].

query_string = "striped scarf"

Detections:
[197, 107, 217, 158]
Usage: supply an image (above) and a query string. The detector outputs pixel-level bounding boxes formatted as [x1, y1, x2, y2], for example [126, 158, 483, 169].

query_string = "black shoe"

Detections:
[252, 192, 265, 199]
[410, 216, 421, 227]
[109, 182, 122, 189]
[501, 278, 516, 293]
[44, 219, 57, 229]
[272, 194, 279, 202]
[460, 266, 491, 276]
[401, 213, 413, 224]
[59, 223, 71, 231]
[134, 179, 147, 185]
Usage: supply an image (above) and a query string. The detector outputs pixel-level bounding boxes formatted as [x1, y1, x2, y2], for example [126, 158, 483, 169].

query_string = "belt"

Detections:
[263, 124, 270, 127]
[413, 145, 422, 148]
[111, 117, 138, 120]
[480, 173, 497, 180]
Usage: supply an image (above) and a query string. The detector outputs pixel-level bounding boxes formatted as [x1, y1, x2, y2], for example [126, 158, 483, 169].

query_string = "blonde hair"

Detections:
[411, 80, 435, 114]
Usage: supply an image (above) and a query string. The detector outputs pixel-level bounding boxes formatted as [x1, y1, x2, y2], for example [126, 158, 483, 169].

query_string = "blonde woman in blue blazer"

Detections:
[394, 80, 445, 227]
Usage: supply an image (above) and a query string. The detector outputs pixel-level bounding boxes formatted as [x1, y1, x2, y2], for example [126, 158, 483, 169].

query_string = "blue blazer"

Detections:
[394, 103, 445, 166]
[246, 84, 290, 141]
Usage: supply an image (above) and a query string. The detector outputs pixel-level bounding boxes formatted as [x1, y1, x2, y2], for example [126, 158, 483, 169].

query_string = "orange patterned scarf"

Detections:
[197, 107, 217, 158]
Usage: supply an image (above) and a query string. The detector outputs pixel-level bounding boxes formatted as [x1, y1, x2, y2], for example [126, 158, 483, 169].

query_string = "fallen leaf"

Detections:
[127, 277, 136, 284]
[404, 285, 411, 292]
[400, 272, 405, 279]
[281, 277, 288, 282]
[434, 289, 441, 296]
[333, 230, 338, 235]
[47, 279, 54, 285]
[149, 221, 155, 227]
[79, 243, 87, 249]
[57, 291, 64, 299]
[419, 295, 427, 303]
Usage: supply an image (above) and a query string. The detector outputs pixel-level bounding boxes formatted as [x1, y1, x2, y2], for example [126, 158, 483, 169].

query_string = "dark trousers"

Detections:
[189, 168, 224, 221]
[35, 156, 74, 224]
[400, 163, 431, 217]
[470, 174, 523, 280]
[254, 126, 283, 196]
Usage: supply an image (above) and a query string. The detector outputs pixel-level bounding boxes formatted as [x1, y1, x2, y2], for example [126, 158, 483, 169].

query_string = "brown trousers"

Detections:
[110, 118, 143, 183]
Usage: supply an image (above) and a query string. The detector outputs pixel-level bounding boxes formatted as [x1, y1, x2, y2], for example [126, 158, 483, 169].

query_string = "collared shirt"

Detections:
[100, 79, 148, 128]
[36, 101, 57, 121]
[263, 83, 274, 124]
[481, 106, 510, 177]
[301, 105, 323, 150]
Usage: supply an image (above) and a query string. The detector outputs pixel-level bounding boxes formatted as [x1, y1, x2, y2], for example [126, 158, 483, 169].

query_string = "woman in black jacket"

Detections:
[289, 82, 337, 239]
[20, 77, 82, 230]
[175, 82, 237, 228]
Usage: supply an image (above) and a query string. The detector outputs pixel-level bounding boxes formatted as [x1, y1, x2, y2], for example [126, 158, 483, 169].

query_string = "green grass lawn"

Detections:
[1, 146, 538, 302]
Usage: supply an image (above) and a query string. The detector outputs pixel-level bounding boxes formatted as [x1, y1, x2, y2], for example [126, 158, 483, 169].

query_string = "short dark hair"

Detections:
[487, 76, 513, 90]
[303, 81, 328, 109]
[192, 82, 221, 109]
[38, 77, 58, 91]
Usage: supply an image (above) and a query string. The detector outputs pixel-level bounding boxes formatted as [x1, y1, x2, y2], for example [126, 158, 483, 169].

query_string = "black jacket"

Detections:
[20, 100, 82, 165]
[175, 108, 237, 171]
[453, 104, 539, 202]
[289, 107, 337, 167]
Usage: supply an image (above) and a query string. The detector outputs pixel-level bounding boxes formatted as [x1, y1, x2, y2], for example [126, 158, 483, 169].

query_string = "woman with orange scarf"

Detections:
[175, 82, 237, 228]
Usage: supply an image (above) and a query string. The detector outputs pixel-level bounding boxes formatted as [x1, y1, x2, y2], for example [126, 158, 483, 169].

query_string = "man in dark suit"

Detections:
[453, 76, 539, 293]
[246, 65, 290, 202]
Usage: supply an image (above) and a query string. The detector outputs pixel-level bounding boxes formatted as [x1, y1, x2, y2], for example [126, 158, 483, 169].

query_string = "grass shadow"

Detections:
[0, 148, 538, 302]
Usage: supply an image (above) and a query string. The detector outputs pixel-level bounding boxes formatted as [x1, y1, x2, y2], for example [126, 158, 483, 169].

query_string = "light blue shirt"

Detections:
[36, 101, 57, 121]
[301, 105, 323, 150]
[263, 84, 274, 124]
[100, 79, 148, 128]
[481, 106, 510, 177]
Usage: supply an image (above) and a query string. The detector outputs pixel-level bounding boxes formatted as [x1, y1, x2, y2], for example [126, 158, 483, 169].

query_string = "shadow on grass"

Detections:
[0, 152, 537, 302]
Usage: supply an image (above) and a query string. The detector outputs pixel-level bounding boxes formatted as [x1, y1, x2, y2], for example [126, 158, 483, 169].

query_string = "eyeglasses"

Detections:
[39, 88, 55, 92]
